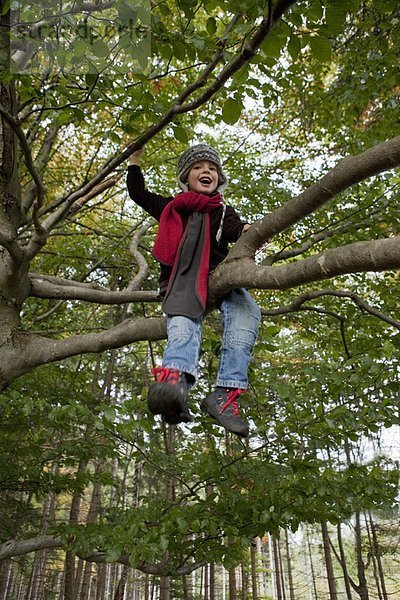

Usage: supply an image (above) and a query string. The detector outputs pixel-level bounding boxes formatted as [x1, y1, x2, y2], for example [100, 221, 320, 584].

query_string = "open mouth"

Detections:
[199, 176, 212, 185]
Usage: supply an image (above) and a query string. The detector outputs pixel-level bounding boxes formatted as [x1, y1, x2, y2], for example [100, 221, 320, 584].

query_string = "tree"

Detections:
[1, 0, 400, 584]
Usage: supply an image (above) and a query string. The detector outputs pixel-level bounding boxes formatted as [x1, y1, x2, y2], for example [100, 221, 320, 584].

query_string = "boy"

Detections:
[127, 144, 261, 437]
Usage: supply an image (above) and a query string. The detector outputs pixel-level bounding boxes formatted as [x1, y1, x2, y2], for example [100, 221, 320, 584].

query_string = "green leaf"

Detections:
[221, 97, 242, 125]
[309, 35, 332, 62]
[206, 17, 217, 35]
[287, 35, 301, 60]
[173, 126, 189, 144]
[91, 40, 110, 58]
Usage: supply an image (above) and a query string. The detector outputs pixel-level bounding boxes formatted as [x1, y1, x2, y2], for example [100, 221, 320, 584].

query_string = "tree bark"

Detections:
[320, 521, 338, 600]
[272, 536, 283, 600]
[354, 512, 369, 600]
[368, 512, 388, 600]
[64, 458, 88, 600]
[336, 523, 354, 600]
[250, 541, 258, 600]
[284, 530, 295, 600]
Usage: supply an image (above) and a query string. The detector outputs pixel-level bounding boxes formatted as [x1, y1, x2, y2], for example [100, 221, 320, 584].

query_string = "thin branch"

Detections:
[0, 227, 24, 263]
[0, 103, 46, 237]
[25, 0, 299, 250]
[128, 222, 153, 292]
[29, 276, 159, 304]
[261, 289, 400, 331]
[228, 135, 400, 262]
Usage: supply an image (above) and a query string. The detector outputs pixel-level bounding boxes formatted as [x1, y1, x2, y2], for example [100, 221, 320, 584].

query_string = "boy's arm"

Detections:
[127, 150, 173, 221]
[222, 206, 250, 242]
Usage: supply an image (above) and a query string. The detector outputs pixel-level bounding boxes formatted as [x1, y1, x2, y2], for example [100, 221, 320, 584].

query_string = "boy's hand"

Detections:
[242, 224, 250, 233]
[129, 148, 144, 165]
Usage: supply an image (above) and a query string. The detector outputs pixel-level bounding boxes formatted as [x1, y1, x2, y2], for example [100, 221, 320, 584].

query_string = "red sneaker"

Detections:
[201, 387, 249, 437]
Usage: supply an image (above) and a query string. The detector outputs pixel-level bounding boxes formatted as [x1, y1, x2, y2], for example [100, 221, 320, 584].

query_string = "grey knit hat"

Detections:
[177, 143, 229, 193]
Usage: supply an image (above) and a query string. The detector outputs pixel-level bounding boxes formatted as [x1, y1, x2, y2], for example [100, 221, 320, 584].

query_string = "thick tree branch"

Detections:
[2, 316, 166, 384]
[209, 237, 400, 300]
[0, 535, 204, 575]
[229, 135, 400, 261]
[0, 535, 62, 562]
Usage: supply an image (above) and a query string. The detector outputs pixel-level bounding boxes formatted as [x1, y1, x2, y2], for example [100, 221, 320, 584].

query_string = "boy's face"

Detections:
[187, 160, 219, 194]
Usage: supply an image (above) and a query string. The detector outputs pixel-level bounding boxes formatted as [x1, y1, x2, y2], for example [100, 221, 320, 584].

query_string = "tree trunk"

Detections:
[241, 563, 248, 600]
[229, 566, 237, 600]
[210, 563, 215, 600]
[114, 565, 130, 600]
[25, 463, 58, 600]
[272, 536, 283, 600]
[354, 512, 369, 600]
[367, 512, 388, 600]
[284, 530, 295, 600]
[320, 521, 338, 600]
[0, 561, 12, 600]
[95, 564, 107, 600]
[64, 458, 88, 600]
[336, 523, 354, 600]
[160, 576, 170, 600]
[305, 526, 318, 600]
[79, 462, 103, 600]
[276, 535, 286, 600]
[250, 540, 258, 600]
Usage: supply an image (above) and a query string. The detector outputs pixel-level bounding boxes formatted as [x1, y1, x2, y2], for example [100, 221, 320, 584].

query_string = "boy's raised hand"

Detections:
[129, 147, 144, 165]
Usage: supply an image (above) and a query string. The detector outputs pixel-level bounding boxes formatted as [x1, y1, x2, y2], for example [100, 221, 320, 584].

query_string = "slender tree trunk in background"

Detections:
[368, 511, 388, 600]
[114, 566, 130, 600]
[160, 577, 171, 600]
[64, 457, 88, 600]
[241, 563, 249, 600]
[336, 523, 354, 600]
[210, 563, 215, 600]
[79, 461, 103, 600]
[96, 564, 106, 600]
[250, 540, 258, 600]
[364, 513, 383, 600]
[272, 537, 283, 600]
[204, 564, 209, 600]
[305, 527, 318, 600]
[277, 536, 287, 600]
[158, 424, 176, 600]
[25, 463, 58, 600]
[182, 575, 190, 600]
[0, 561, 12, 600]
[228, 566, 237, 600]
[284, 530, 295, 600]
[354, 512, 369, 600]
[320, 521, 338, 600]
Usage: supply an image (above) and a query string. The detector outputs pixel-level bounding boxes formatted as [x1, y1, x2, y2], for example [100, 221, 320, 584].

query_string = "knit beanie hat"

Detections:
[177, 143, 229, 193]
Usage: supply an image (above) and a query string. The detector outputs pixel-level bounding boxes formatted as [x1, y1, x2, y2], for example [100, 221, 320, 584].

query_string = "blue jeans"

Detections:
[162, 289, 261, 389]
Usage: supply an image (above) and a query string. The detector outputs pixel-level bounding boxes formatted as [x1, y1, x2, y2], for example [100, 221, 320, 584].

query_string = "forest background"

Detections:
[0, 0, 400, 598]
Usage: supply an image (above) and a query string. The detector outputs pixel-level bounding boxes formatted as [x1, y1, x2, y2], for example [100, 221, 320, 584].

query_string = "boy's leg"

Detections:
[162, 315, 202, 380]
[148, 315, 202, 423]
[202, 289, 261, 436]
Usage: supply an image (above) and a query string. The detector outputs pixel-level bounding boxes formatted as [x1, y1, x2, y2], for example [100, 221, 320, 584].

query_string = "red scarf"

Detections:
[152, 191, 223, 318]
[152, 191, 222, 266]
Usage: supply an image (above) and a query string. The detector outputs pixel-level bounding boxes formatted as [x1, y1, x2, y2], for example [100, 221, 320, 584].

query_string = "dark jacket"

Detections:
[127, 165, 246, 291]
